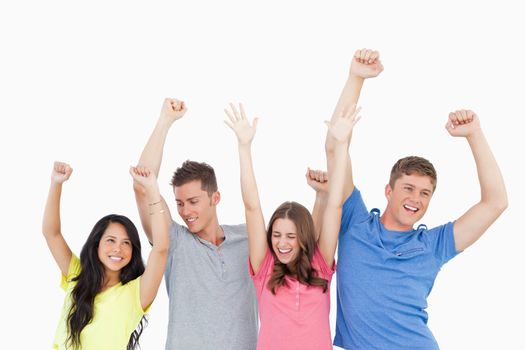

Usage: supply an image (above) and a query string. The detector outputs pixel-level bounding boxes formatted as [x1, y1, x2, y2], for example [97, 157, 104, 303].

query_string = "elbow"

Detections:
[157, 246, 169, 256]
[42, 227, 59, 240]
[494, 189, 509, 214]
[495, 198, 509, 215]
[486, 196, 508, 217]
[244, 202, 261, 212]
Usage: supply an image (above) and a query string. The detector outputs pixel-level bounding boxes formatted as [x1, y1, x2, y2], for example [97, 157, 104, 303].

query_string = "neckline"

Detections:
[99, 281, 122, 295]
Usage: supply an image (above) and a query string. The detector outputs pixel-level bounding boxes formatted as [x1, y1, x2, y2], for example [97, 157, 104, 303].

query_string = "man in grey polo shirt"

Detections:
[133, 98, 258, 350]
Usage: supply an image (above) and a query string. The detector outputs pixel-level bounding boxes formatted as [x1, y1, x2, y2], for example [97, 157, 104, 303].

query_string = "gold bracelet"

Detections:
[149, 209, 165, 215]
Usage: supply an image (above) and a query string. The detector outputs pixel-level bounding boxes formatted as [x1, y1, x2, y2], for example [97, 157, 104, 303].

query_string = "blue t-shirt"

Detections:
[334, 188, 457, 350]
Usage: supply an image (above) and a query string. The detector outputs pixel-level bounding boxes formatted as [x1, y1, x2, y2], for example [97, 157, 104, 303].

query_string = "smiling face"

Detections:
[271, 218, 300, 264]
[382, 173, 434, 231]
[174, 180, 220, 234]
[97, 222, 133, 274]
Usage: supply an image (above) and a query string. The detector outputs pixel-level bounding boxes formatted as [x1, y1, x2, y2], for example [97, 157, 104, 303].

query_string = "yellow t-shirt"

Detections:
[52, 256, 147, 349]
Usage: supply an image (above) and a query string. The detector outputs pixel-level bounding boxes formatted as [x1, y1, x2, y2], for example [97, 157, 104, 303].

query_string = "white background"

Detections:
[1, 1, 524, 349]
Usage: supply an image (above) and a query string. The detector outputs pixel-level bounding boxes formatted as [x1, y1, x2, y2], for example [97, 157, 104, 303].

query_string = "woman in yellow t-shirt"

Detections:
[43, 162, 169, 349]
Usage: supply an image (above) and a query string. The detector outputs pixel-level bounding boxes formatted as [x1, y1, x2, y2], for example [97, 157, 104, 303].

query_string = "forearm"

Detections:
[325, 75, 364, 152]
[325, 75, 362, 199]
[42, 182, 63, 238]
[137, 118, 173, 178]
[238, 144, 262, 211]
[327, 141, 349, 209]
[326, 143, 355, 202]
[318, 140, 348, 265]
[237, 143, 268, 272]
[452, 129, 508, 251]
[467, 131, 508, 210]
[139, 183, 170, 310]
[146, 187, 170, 253]
[134, 118, 173, 238]
[312, 192, 328, 241]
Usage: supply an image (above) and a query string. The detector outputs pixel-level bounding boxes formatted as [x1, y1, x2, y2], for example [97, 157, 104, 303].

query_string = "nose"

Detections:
[408, 192, 420, 204]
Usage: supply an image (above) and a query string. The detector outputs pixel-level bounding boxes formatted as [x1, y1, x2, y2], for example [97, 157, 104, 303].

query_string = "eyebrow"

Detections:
[402, 183, 433, 194]
[273, 230, 297, 235]
[104, 235, 130, 241]
[176, 196, 200, 202]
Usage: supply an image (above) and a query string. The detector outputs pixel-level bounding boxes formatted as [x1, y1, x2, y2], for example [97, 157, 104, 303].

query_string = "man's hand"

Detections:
[446, 109, 482, 138]
[350, 48, 384, 79]
[159, 98, 187, 124]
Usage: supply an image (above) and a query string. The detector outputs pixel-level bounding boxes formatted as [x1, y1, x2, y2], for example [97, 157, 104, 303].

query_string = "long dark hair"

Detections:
[66, 214, 147, 349]
[266, 202, 328, 294]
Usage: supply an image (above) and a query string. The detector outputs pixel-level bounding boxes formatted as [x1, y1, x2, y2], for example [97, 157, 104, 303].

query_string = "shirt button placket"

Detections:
[295, 282, 300, 310]
[217, 249, 226, 278]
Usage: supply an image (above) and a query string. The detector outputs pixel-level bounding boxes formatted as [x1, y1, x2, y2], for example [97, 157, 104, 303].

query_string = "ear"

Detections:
[211, 191, 221, 206]
[385, 184, 392, 200]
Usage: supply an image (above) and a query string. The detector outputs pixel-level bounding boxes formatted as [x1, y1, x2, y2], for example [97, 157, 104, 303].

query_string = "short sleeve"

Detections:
[60, 255, 81, 291]
[131, 277, 150, 314]
[165, 221, 185, 288]
[427, 221, 458, 265]
[168, 221, 185, 253]
[249, 249, 274, 298]
[341, 188, 369, 236]
[312, 245, 336, 281]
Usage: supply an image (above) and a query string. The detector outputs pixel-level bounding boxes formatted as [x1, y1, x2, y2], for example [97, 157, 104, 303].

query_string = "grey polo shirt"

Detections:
[164, 221, 258, 350]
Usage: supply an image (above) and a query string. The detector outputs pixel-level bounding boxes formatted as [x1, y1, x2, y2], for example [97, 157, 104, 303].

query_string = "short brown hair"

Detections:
[170, 160, 218, 196]
[389, 156, 437, 190]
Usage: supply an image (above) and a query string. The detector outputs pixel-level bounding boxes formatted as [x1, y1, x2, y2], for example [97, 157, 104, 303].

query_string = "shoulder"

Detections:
[420, 221, 458, 261]
[222, 223, 248, 239]
[422, 221, 455, 238]
[312, 245, 336, 278]
[342, 187, 369, 226]
[61, 255, 81, 290]
[343, 187, 364, 208]
[169, 220, 193, 239]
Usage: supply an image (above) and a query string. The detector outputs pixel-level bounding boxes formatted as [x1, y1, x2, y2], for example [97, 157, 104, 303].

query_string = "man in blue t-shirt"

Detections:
[307, 49, 508, 349]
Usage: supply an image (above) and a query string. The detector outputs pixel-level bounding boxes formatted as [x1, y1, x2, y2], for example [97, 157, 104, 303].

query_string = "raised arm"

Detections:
[319, 107, 361, 266]
[134, 98, 187, 241]
[326, 49, 383, 199]
[445, 110, 508, 252]
[130, 166, 170, 310]
[224, 103, 267, 274]
[42, 161, 74, 276]
[305, 168, 328, 241]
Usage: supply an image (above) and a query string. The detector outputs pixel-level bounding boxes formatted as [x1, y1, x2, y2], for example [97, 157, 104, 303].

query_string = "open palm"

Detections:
[327, 106, 361, 142]
[224, 103, 258, 145]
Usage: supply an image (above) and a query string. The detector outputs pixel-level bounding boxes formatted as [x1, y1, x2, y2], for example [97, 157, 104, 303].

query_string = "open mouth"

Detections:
[186, 217, 197, 224]
[277, 248, 292, 254]
[109, 256, 123, 261]
[403, 204, 419, 214]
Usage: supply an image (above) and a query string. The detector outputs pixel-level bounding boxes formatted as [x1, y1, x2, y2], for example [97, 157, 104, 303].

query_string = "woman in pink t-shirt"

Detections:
[224, 102, 361, 350]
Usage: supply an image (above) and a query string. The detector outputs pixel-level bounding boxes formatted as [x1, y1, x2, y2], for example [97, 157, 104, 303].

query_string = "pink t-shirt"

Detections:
[249, 246, 335, 350]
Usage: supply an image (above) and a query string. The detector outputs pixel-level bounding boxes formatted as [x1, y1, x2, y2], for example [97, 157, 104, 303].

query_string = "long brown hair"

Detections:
[266, 201, 328, 294]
